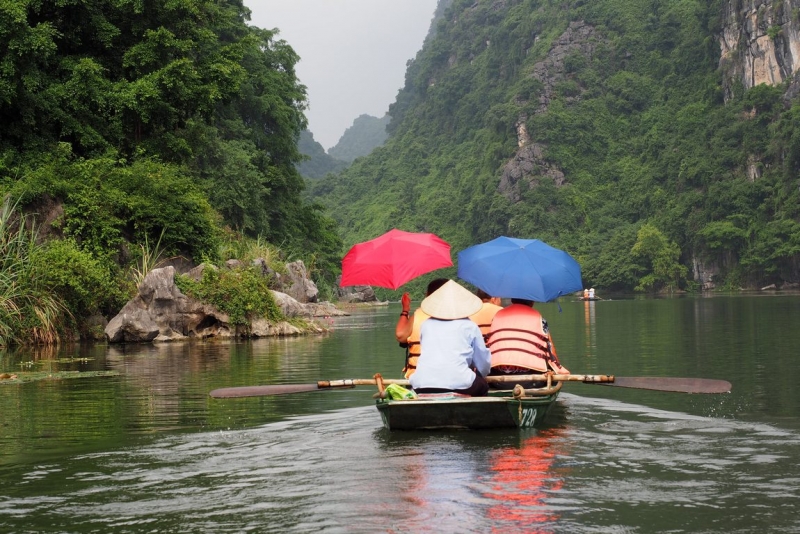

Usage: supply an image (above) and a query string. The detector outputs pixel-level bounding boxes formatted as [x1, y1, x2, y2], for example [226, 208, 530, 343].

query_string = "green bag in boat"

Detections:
[385, 383, 417, 400]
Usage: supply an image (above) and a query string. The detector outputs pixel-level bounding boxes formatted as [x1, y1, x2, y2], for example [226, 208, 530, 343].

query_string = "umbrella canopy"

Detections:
[457, 236, 582, 302]
[340, 229, 453, 290]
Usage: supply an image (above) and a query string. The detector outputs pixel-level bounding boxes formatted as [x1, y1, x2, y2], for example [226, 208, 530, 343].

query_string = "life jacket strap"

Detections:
[402, 343, 418, 374]
[487, 335, 550, 354]
[490, 346, 550, 359]
[487, 326, 549, 343]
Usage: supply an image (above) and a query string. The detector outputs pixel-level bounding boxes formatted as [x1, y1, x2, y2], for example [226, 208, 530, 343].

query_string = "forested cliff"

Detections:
[309, 0, 800, 293]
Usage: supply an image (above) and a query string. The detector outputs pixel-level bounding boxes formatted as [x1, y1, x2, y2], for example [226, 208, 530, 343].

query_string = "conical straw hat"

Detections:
[420, 280, 483, 320]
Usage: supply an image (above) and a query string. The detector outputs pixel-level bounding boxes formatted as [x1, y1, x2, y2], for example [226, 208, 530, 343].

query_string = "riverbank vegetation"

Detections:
[0, 1, 341, 345]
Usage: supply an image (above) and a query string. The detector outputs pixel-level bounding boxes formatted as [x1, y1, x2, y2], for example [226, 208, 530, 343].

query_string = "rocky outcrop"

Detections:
[529, 21, 601, 113]
[719, 0, 800, 101]
[499, 142, 566, 203]
[499, 21, 601, 202]
[105, 266, 346, 343]
[335, 276, 378, 303]
[241, 258, 319, 303]
[282, 260, 319, 303]
[692, 256, 722, 291]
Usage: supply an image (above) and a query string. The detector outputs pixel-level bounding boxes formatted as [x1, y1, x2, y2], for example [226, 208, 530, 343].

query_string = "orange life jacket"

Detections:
[469, 301, 503, 341]
[487, 304, 569, 374]
[402, 308, 429, 378]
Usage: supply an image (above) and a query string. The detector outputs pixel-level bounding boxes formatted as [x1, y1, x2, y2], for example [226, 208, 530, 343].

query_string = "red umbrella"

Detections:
[340, 229, 453, 290]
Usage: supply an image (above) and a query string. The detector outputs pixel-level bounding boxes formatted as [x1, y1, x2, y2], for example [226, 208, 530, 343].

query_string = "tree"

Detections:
[630, 224, 688, 292]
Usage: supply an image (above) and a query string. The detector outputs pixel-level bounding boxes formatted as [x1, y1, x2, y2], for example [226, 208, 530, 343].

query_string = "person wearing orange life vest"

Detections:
[395, 278, 449, 378]
[469, 289, 503, 342]
[486, 298, 569, 387]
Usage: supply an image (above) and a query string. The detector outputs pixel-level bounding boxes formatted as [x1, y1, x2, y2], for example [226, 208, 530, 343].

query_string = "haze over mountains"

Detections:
[298, 114, 391, 179]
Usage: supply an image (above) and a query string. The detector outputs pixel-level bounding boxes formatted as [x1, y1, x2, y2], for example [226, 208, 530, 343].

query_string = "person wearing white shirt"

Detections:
[409, 280, 491, 396]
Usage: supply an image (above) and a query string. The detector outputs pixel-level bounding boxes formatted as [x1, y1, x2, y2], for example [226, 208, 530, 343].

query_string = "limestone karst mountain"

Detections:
[309, 0, 800, 293]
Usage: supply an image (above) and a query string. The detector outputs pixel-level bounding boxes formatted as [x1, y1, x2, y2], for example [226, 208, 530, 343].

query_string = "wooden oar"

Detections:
[552, 374, 731, 393]
[210, 374, 731, 398]
[486, 373, 732, 393]
[209, 378, 410, 398]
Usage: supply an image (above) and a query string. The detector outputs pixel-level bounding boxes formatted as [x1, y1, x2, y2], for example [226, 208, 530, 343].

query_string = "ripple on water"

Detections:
[0, 397, 799, 533]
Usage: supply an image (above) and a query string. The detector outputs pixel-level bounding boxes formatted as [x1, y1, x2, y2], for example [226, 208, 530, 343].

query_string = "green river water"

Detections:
[0, 293, 799, 533]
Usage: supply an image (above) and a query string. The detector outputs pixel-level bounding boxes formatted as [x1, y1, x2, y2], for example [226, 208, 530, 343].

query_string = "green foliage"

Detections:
[0, 196, 68, 345]
[767, 25, 781, 40]
[1, 1, 340, 303]
[631, 224, 688, 292]
[30, 238, 129, 321]
[697, 219, 748, 252]
[129, 228, 170, 288]
[582, 224, 641, 291]
[309, 0, 800, 292]
[297, 130, 349, 179]
[217, 229, 282, 267]
[7, 149, 220, 264]
[175, 266, 283, 328]
[742, 218, 800, 282]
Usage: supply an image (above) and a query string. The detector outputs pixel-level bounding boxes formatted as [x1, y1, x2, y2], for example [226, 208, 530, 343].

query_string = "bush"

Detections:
[0, 197, 67, 345]
[8, 150, 221, 265]
[30, 238, 130, 321]
[175, 266, 283, 329]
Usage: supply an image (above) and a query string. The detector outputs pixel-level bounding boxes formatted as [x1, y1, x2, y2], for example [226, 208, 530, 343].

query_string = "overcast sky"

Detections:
[246, 1, 439, 150]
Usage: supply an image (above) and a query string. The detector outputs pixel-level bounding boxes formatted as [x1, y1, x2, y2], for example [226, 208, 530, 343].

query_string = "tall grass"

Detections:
[0, 196, 67, 346]
[218, 229, 282, 269]
[129, 228, 171, 287]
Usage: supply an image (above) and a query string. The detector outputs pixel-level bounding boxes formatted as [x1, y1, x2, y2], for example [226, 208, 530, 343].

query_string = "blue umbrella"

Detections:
[457, 237, 583, 302]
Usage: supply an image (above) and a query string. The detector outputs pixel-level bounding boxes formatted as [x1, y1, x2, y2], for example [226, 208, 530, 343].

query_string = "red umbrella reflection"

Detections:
[484, 428, 567, 532]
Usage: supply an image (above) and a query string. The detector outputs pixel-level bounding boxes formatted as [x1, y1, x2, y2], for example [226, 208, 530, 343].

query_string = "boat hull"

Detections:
[375, 383, 561, 431]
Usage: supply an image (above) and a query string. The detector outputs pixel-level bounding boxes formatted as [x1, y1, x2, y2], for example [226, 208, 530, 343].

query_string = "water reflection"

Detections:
[1, 392, 800, 533]
[484, 427, 567, 531]
[2, 295, 800, 532]
[368, 403, 572, 532]
[583, 300, 596, 357]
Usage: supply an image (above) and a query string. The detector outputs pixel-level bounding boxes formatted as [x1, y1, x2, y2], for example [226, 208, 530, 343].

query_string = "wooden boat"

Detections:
[208, 374, 731, 431]
[374, 380, 563, 431]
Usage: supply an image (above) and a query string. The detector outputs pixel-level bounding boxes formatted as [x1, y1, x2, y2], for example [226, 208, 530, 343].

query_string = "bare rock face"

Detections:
[499, 143, 567, 203]
[692, 257, 722, 291]
[718, 0, 800, 100]
[282, 260, 319, 303]
[528, 21, 600, 114]
[271, 291, 348, 318]
[105, 266, 346, 344]
[499, 21, 601, 202]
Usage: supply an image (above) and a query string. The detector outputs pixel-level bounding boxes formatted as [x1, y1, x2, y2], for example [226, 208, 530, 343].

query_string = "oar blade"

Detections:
[598, 377, 732, 394]
[210, 383, 320, 398]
